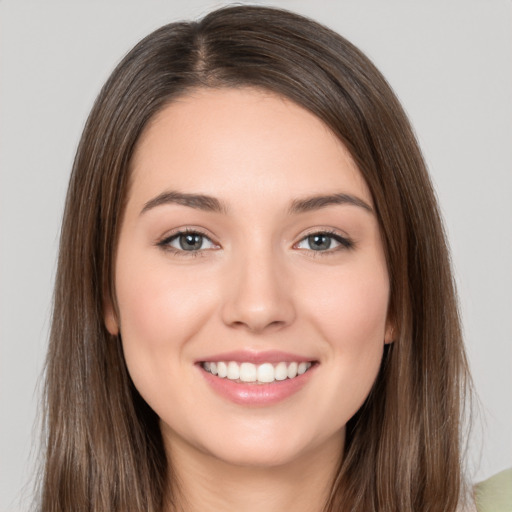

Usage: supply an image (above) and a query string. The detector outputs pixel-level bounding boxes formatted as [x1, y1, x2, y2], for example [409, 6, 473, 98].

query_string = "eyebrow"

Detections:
[140, 191, 228, 215]
[140, 190, 373, 216]
[288, 193, 373, 214]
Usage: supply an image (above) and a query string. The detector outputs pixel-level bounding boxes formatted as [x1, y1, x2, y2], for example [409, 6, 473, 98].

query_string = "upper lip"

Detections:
[196, 350, 316, 365]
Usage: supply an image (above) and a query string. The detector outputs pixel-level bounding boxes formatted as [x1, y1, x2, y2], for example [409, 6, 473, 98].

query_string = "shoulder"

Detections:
[473, 468, 512, 512]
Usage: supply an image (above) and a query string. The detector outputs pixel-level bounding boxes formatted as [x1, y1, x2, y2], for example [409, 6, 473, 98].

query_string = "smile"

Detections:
[201, 361, 313, 384]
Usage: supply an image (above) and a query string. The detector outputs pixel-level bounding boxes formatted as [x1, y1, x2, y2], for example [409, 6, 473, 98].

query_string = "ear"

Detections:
[384, 320, 395, 345]
[104, 296, 119, 335]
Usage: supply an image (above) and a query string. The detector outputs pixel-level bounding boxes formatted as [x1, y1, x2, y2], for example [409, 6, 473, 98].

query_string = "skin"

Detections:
[105, 87, 393, 512]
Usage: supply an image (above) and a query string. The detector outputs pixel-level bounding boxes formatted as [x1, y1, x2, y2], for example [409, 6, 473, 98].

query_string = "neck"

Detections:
[164, 431, 344, 512]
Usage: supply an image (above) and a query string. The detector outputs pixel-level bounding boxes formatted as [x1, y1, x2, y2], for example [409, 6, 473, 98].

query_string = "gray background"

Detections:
[1, 0, 511, 510]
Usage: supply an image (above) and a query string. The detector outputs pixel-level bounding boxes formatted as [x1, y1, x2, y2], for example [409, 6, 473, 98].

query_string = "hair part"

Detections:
[41, 5, 471, 511]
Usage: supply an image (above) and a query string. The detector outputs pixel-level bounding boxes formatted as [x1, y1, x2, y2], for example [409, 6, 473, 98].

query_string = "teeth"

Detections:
[257, 363, 275, 383]
[227, 361, 240, 380]
[217, 361, 227, 378]
[240, 362, 257, 382]
[274, 362, 288, 381]
[287, 362, 298, 379]
[202, 360, 313, 383]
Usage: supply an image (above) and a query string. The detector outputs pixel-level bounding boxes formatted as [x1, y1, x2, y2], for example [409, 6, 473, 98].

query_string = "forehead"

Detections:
[128, 87, 371, 209]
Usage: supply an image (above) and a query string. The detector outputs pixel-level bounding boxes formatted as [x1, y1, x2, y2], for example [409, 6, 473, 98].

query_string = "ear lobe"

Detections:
[384, 322, 395, 345]
[104, 298, 119, 335]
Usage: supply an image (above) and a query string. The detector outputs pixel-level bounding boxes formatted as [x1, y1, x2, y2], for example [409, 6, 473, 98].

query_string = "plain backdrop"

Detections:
[1, 0, 511, 510]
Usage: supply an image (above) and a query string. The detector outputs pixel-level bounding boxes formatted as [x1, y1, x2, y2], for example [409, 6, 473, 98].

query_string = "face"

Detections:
[106, 87, 392, 468]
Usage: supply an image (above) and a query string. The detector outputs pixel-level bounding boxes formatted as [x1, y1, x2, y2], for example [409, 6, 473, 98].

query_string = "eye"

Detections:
[295, 232, 353, 252]
[159, 231, 218, 252]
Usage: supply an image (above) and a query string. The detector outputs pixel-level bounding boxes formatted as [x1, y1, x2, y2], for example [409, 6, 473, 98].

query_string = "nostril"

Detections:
[229, 319, 287, 333]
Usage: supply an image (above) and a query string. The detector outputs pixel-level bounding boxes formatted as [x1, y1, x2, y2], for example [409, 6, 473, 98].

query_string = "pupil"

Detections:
[309, 234, 331, 250]
[180, 233, 202, 251]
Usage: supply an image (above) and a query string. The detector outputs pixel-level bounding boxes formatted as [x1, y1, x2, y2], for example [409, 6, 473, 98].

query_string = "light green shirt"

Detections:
[474, 468, 512, 512]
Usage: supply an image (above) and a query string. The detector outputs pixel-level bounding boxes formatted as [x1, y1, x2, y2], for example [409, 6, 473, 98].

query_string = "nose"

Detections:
[220, 248, 296, 334]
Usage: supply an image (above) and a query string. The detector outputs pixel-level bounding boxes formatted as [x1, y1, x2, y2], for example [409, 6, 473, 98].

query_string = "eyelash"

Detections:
[157, 229, 354, 256]
[295, 230, 354, 255]
[157, 228, 217, 257]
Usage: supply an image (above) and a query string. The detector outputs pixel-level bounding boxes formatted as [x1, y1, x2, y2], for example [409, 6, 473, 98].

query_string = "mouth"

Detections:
[200, 360, 315, 385]
[197, 352, 318, 406]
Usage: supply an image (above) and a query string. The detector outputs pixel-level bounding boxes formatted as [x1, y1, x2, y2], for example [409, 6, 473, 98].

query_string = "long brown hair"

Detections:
[41, 5, 471, 511]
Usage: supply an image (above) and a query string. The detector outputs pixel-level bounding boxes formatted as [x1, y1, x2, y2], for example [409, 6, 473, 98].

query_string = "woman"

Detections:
[40, 5, 473, 511]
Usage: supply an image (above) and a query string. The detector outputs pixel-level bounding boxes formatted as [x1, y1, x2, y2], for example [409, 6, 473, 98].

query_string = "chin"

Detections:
[208, 442, 303, 469]
[185, 421, 344, 470]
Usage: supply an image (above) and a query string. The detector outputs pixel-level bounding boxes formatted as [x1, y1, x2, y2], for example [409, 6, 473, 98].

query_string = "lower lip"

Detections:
[199, 364, 316, 406]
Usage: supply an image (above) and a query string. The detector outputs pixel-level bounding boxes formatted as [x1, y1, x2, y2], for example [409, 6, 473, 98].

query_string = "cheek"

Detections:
[299, 261, 389, 420]
[117, 250, 215, 336]
[304, 261, 389, 345]
[114, 252, 216, 397]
